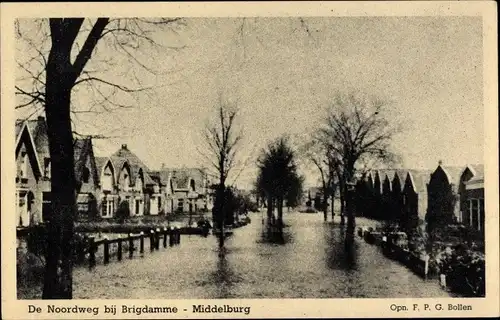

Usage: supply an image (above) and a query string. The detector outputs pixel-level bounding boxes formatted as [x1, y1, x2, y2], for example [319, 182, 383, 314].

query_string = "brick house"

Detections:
[458, 165, 484, 232]
[170, 168, 212, 213]
[458, 164, 484, 226]
[23, 116, 52, 222]
[111, 144, 156, 217]
[15, 121, 43, 227]
[74, 138, 100, 220]
[148, 168, 176, 215]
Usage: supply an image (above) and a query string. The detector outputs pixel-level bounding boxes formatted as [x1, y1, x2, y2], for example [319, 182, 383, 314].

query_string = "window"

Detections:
[82, 167, 90, 183]
[135, 199, 143, 215]
[102, 167, 113, 191]
[135, 177, 143, 191]
[471, 199, 479, 230]
[122, 172, 130, 191]
[19, 152, 27, 178]
[44, 158, 51, 178]
[465, 200, 471, 226]
[178, 198, 184, 212]
[102, 197, 114, 218]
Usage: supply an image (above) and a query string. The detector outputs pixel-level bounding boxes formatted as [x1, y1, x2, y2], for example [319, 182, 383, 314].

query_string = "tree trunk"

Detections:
[266, 194, 274, 225]
[43, 48, 77, 298]
[322, 192, 328, 222]
[331, 193, 335, 220]
[340, 191, 345, 226]
[277, 195, 283, 228]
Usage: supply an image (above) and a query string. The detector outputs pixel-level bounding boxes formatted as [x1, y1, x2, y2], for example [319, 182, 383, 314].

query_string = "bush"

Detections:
[440, 249, 485, 297]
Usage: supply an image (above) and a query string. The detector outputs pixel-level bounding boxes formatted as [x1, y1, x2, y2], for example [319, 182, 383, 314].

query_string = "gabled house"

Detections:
[425, 163, 464, 228]
[95, 156, 119, 219]
[391, 169, 407, 226]
[148, 168, 176, 215]
[402, 169, 433, 229]
[74, 138, 100, 220]
[458, 164, 484, 227]
[15, 121, 43, 226]
[24, 116, 52, 222]
[170, 167, 212, 213]
[380, 170, 396, 221]
[111, 144, 154, 217]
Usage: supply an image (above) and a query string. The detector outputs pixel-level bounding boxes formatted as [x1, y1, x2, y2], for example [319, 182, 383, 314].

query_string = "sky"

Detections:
[15, 17, 484, 189]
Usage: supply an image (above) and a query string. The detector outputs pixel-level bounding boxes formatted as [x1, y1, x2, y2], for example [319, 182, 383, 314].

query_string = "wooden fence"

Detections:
[76, 227, 182, 269]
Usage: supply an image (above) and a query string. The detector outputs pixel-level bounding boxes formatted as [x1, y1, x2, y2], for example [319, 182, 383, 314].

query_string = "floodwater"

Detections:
[73, 212, 451, 299]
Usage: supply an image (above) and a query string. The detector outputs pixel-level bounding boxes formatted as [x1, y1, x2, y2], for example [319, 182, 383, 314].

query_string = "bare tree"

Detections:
[319, 92, 400, 239]
[15, 17, 184, 299]
[201, 97, 243, 248]
[301, 136, 340, 222]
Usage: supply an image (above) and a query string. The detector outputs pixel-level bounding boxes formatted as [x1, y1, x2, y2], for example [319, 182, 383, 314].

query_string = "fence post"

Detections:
[128, 233, 134, 259]
[169, 227, 174, 247]
[150, 230, 155, 252]
[177, 227, 181, 245]
[173, 227, 178, 245]
[103, 237, 109, 264]
[139, 231, 144, 255]
[424, 254, 429, 279]
[163, 227, 167, 248]
[89, 236, 96, 269]
[440, 273, 447, 288]
[117, 235, 122, 261]
[155, 228, 160, 250]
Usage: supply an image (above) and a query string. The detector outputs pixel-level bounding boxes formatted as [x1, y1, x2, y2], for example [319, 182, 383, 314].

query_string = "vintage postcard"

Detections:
[1, 1, 498, 319]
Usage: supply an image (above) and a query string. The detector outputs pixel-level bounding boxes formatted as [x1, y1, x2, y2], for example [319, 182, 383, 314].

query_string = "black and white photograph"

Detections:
[2, 1, 498, 319]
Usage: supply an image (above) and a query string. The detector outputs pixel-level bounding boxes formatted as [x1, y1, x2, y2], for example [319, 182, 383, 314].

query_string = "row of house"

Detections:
[15, 116, 214, 227]
[354, 162, 485, 234]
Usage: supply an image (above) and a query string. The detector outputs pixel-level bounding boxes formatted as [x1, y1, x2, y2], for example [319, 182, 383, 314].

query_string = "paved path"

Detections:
[73, 212, 451, 298]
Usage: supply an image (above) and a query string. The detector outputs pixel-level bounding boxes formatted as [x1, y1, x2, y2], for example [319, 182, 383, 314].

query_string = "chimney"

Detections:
[161, 163, 166, 170]
[438, 160, 443, 166]
[121, 144, 128, 150]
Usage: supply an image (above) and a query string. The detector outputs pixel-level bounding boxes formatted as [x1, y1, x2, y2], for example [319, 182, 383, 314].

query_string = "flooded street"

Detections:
[73, 212, 451, 299]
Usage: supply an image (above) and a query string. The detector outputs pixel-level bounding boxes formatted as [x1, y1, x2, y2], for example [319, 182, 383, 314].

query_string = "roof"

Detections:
[111, 144, 155, 186]
[169, 167, 207, 190]
[95, 156, 113, 176]
[405, 169, 433, 193]
[15, 121, 24, 139]
[393, 169, 408, 187]
[439, 165, 464, 187]
[15, 121, 42, 179]
[469, 164, 484, 180]
[23, 117, 50, 156]
[73, 138, 99, 188]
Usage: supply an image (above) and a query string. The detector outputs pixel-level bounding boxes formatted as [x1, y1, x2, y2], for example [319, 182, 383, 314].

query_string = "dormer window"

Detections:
[190, 179, 195, 191]
[135, 176, 143, 191]
[102, 166, 113, 191]
[19, 152, 27, 178]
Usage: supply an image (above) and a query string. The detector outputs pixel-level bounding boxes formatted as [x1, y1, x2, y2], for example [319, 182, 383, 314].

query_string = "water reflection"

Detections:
[259, 224, 294, 245]
[325, 224, 358, 271]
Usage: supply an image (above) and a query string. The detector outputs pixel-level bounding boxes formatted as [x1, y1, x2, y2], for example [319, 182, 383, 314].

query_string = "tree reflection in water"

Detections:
[213, 247, 235, 298]
[325, 224, 358, 272]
